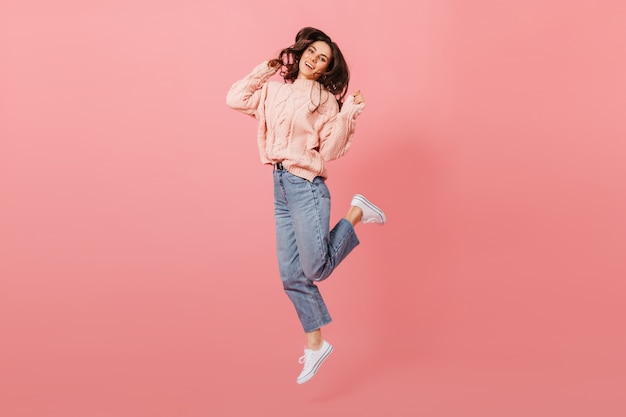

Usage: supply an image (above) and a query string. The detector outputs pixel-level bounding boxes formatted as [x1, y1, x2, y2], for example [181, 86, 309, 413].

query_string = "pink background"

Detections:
[1, 1, 625, 416]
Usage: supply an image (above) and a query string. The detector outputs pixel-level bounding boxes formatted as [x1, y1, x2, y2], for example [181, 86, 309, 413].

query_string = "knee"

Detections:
[303, 265, 328, 282]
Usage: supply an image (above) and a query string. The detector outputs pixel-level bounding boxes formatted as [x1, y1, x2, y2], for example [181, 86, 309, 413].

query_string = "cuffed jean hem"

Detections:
[302, 317, 333, 334]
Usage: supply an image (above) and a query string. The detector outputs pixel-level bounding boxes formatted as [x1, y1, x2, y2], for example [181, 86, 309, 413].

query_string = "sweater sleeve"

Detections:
[226, 61, 278, 118]
[318, 94, 365, 161]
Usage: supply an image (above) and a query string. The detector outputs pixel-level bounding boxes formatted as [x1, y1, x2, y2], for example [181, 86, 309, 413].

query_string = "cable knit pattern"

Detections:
[226, 61, 364, 181]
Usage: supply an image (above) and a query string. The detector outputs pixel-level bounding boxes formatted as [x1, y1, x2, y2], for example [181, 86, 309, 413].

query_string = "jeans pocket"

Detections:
[312, 176, 331, 199]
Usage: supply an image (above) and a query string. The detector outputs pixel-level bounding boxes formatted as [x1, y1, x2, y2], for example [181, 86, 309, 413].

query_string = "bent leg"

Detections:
[285, 175, 360, 282]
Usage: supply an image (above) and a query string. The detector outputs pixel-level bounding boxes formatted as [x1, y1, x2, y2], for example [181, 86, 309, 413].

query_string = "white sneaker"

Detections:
[296, 340, 333, 384]
[351, 194, 386, 224]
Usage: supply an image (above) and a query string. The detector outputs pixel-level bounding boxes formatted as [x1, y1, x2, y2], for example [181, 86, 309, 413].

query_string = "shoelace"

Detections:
[298, 350, 313, 370]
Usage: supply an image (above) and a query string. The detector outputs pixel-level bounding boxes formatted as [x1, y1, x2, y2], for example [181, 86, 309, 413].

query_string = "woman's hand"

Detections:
[268, 59, 282, 70]
[352, 90, 365, 105]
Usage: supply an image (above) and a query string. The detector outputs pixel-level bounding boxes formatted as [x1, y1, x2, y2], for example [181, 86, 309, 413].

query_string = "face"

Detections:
[298, 41, 332, 81]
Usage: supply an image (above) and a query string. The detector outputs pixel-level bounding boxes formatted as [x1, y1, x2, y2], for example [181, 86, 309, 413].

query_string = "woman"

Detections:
[226, 27, 386, 384]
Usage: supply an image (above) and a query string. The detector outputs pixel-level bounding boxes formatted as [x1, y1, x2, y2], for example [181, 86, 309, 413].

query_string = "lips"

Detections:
[305, 62, 314, 70]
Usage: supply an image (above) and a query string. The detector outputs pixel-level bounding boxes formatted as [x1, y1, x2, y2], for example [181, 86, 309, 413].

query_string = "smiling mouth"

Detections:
[305, 62, 314, 70]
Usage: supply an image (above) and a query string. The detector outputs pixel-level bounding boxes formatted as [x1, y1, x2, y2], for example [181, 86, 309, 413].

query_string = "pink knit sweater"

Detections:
[226, 61, 365, 181]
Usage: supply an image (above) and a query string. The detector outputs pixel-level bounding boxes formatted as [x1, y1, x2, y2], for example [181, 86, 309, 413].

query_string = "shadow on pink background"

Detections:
[1, 1, 625, 416]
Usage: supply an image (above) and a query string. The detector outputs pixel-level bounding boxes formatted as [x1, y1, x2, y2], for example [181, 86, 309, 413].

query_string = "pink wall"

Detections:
[1, 1, 625, 416]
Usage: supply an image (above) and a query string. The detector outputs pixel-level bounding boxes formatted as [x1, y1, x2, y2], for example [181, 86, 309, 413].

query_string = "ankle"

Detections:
[308, 340, 324, 351]
[344, 206, 363, 226]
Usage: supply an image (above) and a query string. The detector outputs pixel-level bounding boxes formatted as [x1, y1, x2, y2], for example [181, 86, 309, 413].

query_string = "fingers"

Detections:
[352, 90, 364, 105]
[268, 59, 282, 70]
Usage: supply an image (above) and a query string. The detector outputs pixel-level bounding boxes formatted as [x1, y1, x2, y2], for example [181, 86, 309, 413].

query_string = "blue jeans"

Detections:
[273, 169, 360, 333]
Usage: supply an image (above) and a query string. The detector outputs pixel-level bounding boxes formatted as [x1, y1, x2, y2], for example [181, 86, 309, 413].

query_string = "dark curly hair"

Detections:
[274, 27, 350, 110]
